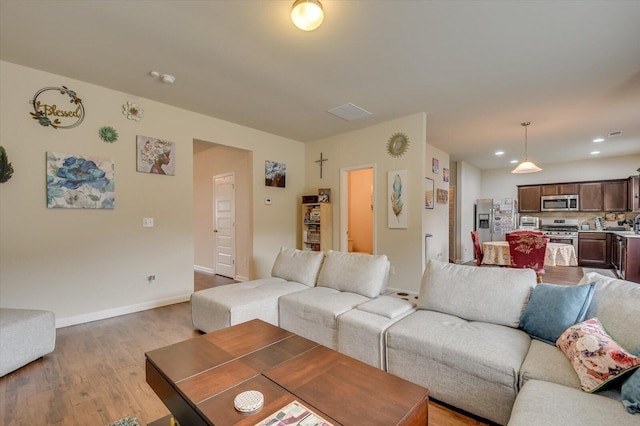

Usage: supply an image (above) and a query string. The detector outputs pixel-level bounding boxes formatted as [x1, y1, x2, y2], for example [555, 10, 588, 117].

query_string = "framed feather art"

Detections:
[388, 169, 407, 229]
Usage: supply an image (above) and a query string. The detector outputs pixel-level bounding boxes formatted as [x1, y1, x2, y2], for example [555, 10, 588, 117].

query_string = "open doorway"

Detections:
[340, 165, 375, 254]
[193, 140, 252, 283]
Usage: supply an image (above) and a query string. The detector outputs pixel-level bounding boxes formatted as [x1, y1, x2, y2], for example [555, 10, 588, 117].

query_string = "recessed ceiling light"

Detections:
[592, 138, 605, 143]
[510, 159, 518, 164]
[495, 151, 504, 156]
[590, 151, 600, 155]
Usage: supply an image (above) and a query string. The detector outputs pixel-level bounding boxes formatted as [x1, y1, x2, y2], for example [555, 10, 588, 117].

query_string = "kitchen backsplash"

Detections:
[527, 211, 634, 230]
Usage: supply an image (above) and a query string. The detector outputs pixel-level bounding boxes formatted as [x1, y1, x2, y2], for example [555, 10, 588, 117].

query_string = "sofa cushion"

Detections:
[519, 339, 582, 390]
[580, 272, 640, 352]
[317, 250, 389, 298]
[271, 247, 324, 287]
[357, 296, 414, 319]
[509, 380, 638, 426]
[278, 287, 371, 349]
[417, 259, 537, 328]
[519, 282, 596, 345]
[556, 318, 640, 392]
[386, 309, 531, 425]
[622, 346, 640, 414]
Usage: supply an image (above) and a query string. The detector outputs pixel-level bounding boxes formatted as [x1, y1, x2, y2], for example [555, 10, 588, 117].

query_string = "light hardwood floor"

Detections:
[1, 267, 596, 425]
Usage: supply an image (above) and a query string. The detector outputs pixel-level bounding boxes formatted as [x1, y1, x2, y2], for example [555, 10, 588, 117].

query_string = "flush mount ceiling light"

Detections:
[291, 0, 324, 31]
[511, 122, 542, 174]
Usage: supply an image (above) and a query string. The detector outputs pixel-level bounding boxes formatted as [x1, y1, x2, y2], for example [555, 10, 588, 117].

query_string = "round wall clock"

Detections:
[387, 132, 410, 157]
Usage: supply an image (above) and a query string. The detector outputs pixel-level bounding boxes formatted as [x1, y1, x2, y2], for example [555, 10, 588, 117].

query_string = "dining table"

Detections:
[481, 241, 578, 267]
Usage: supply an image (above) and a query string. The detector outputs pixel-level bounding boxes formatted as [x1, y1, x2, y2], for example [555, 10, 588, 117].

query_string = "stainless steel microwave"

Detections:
[541, 194, 579, 211]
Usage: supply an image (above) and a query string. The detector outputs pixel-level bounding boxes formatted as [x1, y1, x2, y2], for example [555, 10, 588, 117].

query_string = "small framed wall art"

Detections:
[388, 169, 407, 229]
[136, 135, 176, 175]
[265, 160, 286, 187]
[46, 151, 114, 209]
[425, 177, 434, 209]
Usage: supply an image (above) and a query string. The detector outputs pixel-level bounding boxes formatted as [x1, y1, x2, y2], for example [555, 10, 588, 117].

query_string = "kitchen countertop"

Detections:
[578, 230, 640, 238]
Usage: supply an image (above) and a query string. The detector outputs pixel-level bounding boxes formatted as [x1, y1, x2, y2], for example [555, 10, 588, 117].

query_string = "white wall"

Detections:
[456, 161, 482, 263]
[304, 113, 444, 293]
[424, 144, 451, 268]
[0, 61, 305, 327]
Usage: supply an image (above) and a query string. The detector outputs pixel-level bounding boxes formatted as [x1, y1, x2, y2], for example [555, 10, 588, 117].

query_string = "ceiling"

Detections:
[2, 0, 639, 170]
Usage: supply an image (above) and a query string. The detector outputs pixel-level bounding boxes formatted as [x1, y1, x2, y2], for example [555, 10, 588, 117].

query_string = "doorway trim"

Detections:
[340, 164, 377, 254]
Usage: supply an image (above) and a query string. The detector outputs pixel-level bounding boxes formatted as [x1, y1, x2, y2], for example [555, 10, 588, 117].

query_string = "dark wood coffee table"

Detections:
[146, 319, 429, 426]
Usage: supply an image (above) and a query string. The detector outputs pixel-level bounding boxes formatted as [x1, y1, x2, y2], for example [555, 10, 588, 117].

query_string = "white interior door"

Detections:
[214, 174, 235, 278]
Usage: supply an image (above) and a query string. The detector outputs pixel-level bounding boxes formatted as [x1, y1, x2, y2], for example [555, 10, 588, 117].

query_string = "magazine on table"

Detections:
[255, 400, 334, 426]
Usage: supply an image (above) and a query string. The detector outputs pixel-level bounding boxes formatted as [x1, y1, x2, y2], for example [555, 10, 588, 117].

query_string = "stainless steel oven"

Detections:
[541, 195, 579, 212]
[540, 218, 579, 257]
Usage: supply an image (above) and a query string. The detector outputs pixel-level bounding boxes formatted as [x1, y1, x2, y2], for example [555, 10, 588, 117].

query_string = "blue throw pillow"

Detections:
[622, 346, 640, 414]
[518, 282, 596, 345]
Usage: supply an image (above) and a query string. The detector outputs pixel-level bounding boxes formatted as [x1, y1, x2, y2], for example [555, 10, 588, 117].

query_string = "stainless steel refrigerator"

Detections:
[475, 198, 519, 244]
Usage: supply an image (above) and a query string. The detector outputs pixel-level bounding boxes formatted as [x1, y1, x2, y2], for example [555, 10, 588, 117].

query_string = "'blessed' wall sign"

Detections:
[30, 86, 85, 129]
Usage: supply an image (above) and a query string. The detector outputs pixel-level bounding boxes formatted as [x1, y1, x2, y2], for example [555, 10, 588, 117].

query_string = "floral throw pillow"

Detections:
[556, 318, 640, 393]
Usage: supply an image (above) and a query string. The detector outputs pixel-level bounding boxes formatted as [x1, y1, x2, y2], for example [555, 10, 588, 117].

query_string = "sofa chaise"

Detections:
[190, 248, 640, 425]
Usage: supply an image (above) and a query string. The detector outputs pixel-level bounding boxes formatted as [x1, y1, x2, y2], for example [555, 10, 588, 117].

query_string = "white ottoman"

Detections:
[0, 308, 56, 377]
[337, 296, 415, 370]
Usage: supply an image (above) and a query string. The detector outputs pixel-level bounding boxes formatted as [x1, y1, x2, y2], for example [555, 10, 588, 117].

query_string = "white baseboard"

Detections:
[194, 265, 248, 282]
[55, 293, 192, 329]
[194, 265, 214, 274]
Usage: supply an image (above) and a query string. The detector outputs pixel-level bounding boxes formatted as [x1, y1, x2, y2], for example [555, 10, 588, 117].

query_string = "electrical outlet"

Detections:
[147, 274, 156, 284]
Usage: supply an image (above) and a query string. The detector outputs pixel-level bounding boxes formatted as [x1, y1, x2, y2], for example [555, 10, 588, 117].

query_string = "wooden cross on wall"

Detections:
[315, 152, 328, 179]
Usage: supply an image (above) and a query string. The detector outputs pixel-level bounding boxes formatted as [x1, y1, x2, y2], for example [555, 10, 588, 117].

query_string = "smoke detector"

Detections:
[149, 71, 176, 84]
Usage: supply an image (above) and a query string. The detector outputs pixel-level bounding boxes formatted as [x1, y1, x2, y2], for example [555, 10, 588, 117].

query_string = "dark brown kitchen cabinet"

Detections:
[518, 186, 541, 212]
[579, 182, 603, 211]
[578, 232, 609, 267]
[625, 238, 640, 283]
[629, 176, 640, 213]
[603, 180, 627, 212]
[541, 184, 579, 196]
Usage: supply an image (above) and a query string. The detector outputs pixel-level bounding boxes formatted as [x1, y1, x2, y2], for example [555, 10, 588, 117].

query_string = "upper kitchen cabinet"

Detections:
[603, 180, 627, 212]
[579, 182, 603, 211]
[541, 184, 579, 196]
[629, 176, 640, 213]
[518, 185, 541, 212]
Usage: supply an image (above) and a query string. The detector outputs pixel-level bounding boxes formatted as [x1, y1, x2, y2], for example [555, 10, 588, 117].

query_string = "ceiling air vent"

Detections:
[327, 103, 372, 121]
[608, 131, 622, 137]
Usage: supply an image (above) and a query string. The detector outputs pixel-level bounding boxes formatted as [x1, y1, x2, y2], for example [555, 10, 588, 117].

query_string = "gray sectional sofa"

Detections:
[190, 248, 640, 425]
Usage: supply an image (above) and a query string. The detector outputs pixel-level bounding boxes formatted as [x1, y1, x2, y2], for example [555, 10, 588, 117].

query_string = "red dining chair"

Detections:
[506, 232, 550, 282]
[470, 231, 484, 266]
[509, 230, 544, 236]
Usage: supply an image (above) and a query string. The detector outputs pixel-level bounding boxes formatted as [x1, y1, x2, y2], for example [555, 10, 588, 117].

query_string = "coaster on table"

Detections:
[234, 390, 264, 413]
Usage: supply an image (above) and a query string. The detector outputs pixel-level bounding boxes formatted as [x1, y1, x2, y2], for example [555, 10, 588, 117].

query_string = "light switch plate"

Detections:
[143, 217, 154, 227]
[264, 198, 272, 205]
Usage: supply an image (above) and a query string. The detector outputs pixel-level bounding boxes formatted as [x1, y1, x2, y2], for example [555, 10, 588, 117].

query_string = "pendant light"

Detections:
[291, 0, 324, 31]
[511, 122, 542, 173]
